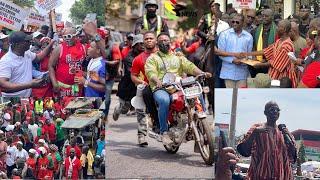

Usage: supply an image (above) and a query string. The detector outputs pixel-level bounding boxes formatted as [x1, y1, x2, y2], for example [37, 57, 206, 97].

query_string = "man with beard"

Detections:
[130, 31, 159, 146]
[0, 31, 54, 97]
[145, 32, 211, 145]
[134, 0, 169, 36]
[113, 34, 145, 121]
[299, 5, 311, 38]
[237, 101, 297, 180]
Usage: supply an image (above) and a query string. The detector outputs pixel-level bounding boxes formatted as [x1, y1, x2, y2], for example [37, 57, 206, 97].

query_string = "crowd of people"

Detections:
[210, 3, 320, 88]
[0, 21, 106, 98]
[0, 97, 106, 179]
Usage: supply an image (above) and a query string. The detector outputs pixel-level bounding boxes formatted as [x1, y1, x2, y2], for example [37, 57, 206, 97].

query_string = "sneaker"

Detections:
[112, 105, 120, 121]
[162, 132, 174, 146]
[138, 136, 148, 146]
[197, 111, 207, 119]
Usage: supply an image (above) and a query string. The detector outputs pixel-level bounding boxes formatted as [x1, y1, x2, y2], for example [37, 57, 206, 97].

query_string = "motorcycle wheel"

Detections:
[164, 144, 180, 154]
[195, 118, 214, 165]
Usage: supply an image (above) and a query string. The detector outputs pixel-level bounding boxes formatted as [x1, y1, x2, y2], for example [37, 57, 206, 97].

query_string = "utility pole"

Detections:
[229, 88, 238, 148]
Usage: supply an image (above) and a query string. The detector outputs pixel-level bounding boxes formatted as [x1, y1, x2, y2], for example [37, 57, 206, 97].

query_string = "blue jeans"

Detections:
[153, 90, 171, 134]
[105, 79, 115, 116]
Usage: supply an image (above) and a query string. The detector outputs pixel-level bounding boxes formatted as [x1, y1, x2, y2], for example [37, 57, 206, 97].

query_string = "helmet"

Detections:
[145, 0, 158, 9]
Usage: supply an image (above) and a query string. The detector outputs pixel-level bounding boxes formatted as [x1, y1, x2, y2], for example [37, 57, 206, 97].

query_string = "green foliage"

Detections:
[298, 140, 307, 163]
[11, 0, 35, 8]
[69, 0, 105, 27]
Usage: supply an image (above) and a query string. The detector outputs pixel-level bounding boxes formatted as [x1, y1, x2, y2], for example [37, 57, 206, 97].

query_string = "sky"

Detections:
[215, 89, 320, 136]
[55, 0, 76, 22]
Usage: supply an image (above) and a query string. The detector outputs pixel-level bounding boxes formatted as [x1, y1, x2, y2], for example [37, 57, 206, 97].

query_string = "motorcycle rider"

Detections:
[145, 32, 211, 145]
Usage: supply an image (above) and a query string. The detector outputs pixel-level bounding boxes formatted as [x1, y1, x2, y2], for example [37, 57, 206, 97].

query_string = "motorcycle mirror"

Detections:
[162, 73, 176, 84]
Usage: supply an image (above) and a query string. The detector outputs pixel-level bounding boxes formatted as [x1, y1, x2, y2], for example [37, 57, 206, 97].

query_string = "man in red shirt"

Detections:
[61, 148, 82, 180]
[42, 118, 56, 144]
[49, 22, 105, 97]
[65, 138, 82, 159]
[130, 31, 159, 145]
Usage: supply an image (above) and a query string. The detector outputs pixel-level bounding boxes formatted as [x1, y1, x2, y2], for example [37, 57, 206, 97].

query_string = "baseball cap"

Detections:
[0, 33, 9, 40]
[32, 31, 44, 39]
[9, 31, 32, 44]
[132, 34, 144, 47]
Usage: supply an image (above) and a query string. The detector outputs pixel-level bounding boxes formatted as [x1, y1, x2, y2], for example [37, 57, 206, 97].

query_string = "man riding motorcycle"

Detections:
[145, 32, 211, 146]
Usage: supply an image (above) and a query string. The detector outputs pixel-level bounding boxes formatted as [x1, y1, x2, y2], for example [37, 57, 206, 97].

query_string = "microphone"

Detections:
[278, 124, 293, 146]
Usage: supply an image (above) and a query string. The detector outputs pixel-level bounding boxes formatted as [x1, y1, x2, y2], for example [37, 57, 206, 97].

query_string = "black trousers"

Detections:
[142, 86, 159, 129]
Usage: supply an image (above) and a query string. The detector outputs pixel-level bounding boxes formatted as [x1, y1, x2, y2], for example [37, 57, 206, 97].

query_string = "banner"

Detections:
[0, 0, 29, 31]
[27, 11, 46, 27]
[232, 0, 256, 9]
[35, 0, 62, 14]
[55, 13, 62, 22]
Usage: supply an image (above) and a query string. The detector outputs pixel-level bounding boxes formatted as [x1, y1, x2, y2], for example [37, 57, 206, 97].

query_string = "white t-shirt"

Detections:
[0, 49, 36, 97]
[6, 145, 17, 166]
[217, 20, 230, 36]
[28, 124, 39, 140]
[15, 149, 29, 161]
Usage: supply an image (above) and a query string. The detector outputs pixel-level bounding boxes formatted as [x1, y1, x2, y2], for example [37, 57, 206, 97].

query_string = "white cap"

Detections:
[17, 141, 23, 145]
[38, 147, 46, 154]
[32, 31, 44, 39]
[3, 113, 10, 120]
[29, 149, 36, 154]
[0, 33, 8, 40]
[38, 139, 45, 144]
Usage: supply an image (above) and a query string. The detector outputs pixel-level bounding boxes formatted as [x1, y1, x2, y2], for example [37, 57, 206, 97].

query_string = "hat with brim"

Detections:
[131, 84, 146, 110]
[132, 34, 144, 47]
[32, 31, 44, 39]
[0, 33, 9, 40]
[9, 31, 32, 44]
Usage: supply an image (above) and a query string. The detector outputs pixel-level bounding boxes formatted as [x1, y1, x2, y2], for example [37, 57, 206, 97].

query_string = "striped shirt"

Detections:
[238, 123, 296, 180]
[264, 38, 299, 87]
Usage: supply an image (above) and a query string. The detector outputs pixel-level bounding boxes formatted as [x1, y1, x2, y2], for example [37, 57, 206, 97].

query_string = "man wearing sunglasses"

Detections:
[0, 31, 54, 97]
[237, 101, 297, 180]
[48, 22, 104, 97]
[217, 14, 253, 88]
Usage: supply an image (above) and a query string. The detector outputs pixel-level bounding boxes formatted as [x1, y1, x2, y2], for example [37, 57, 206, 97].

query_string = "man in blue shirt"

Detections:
[218, 13, 253, 88]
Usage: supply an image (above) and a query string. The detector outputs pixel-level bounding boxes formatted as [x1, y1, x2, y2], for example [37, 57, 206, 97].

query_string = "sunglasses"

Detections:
[62, 34, 76, 39]
[269, 107, 280, 112]
[231, 20, 240, 24]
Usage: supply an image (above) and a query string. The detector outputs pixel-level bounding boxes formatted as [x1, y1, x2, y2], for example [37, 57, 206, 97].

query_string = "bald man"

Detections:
[289, 21, 306, 56]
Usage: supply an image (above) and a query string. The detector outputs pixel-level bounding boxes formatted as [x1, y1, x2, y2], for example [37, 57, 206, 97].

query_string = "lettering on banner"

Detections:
[0, 0, 28, 30]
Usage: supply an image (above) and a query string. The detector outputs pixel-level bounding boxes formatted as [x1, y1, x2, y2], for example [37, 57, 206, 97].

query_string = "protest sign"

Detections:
[232, 0, 256, 9]
[0, 0, 29, 31]
[35, 0, 63, 15]
[27, 11, 47, 27]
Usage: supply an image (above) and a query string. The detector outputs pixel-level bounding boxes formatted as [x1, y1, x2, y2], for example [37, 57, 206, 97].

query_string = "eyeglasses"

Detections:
[62, 34, 76, 39]
[231, 20, 240, 24]
[269, 107, 280, 112]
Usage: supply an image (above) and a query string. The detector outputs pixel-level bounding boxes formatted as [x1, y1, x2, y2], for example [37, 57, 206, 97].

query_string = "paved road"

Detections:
[106, 95, 214, 178]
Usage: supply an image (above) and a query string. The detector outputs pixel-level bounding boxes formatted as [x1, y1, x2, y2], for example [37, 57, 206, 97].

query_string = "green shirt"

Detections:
[145, 51, 197, 91]
[56, 124, 65, 141]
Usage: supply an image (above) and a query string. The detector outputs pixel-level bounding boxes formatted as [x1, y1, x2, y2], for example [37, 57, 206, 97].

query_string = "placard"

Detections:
[232, 0, 256, 9]
[35, 0, 62, 14]
[0, 0, 29, 31]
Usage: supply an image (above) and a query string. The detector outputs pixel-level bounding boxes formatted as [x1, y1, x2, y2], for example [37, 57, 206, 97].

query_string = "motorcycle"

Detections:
[146, 73, 214, 165]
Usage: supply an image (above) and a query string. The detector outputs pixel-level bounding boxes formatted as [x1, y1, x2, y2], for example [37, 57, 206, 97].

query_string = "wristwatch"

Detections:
[94, 34, 101, 42]
[84, 79, 89, 87]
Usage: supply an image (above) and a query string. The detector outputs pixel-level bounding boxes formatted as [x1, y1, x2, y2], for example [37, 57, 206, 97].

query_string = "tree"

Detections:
[70, 0, 105, 27]
[298, 140, 306, 163]
[11, 0, 35, 8]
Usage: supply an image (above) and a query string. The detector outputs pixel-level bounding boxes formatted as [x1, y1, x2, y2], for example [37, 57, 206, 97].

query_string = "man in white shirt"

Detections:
[15, 141, 29, 162]
[28, 119, 38, 141]
[6, 137, 17, 178]
[0, 31, 54, 97]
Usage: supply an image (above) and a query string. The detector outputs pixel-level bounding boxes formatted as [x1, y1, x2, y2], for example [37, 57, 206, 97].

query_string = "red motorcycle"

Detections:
[147, 73, 214, 165]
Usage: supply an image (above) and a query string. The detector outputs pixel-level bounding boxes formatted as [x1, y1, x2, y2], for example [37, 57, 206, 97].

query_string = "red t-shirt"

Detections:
[299, 46, 312, 59]
[0, 50, 6, 59]
[42, 123, 56, 142]
[185, 41, 200, 54]
[64, 157, 81, 180]
[65, 145, 82, 158]
[302, 61, 320, 88]
[131, 51, 156, 83]
[121, 46, 131, 60]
